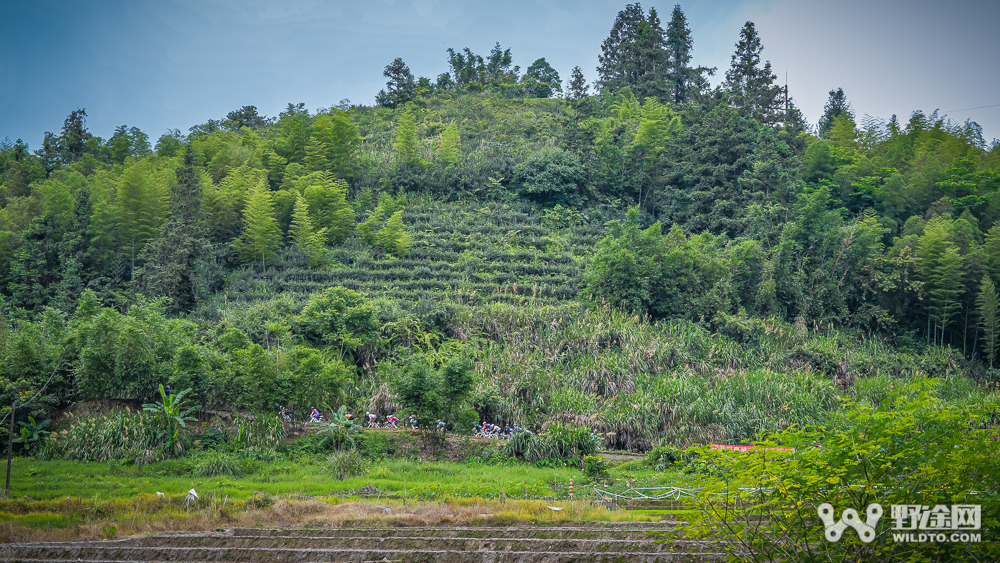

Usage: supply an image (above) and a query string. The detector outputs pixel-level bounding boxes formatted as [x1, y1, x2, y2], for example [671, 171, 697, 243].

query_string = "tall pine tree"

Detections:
[818, 88, 853, 139]
[135, 148, 213, 311]
[375, 58, 417, 109]
[596, 4, 649, 95]
[664, 4, 705, 105]
[633, 8, 669, 101]
[724, 22, 784, 126]
[567, 66, 589, 100]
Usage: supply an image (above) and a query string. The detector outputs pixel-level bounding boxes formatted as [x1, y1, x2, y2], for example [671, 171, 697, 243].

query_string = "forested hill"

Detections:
[1, 4, 999, 450]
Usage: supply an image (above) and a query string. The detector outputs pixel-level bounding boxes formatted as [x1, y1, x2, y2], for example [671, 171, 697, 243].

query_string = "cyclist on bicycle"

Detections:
[310, 407, 321, 422]
[437, 420, 446, 434]
[366, 411, 377, 428]
[387, 415, 398, 429]
[280, 406, 291, 422]
[409, 415, 418, 429]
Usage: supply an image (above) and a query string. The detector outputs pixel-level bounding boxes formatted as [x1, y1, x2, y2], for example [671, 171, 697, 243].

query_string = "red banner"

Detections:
[709, 444, 795, 452]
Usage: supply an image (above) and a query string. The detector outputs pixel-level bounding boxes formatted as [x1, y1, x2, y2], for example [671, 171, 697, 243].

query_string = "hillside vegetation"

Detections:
[2, 3, 1000, 459]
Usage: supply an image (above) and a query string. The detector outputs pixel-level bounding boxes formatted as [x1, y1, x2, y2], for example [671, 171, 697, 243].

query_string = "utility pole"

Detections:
[784, 68, 789, 121]
[4, 403, 15, 498]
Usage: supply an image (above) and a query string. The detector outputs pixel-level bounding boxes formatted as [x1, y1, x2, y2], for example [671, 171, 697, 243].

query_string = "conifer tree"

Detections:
[567, 66, 589, 100]
[375, 58, 417, 109]
[136, 148, 213, 311]
[234, 181, 282, 267]
[633, 7, 669, 101]
[597, 3, 647, 95]
[978, 275, 999, 366]
[724, 21, 784, 126]
[8, 217, 60, 312]
[664, 4, 697, 104]
[818, 88, 853, 139]
[522, 58, 562, 98]
[596, 3, 673, 100]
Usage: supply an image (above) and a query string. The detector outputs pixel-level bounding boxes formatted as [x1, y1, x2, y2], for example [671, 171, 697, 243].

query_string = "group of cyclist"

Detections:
[362, 411, 402, 428]
[281, 406, 601, 447]
[473, 422, 526, 439]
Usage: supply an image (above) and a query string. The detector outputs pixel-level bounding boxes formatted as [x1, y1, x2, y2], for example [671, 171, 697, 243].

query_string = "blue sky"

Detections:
[2, 0, 998, 149]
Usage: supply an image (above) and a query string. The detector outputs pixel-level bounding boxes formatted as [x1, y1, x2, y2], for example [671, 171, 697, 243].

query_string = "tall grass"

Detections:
[53, 409, 173, 462]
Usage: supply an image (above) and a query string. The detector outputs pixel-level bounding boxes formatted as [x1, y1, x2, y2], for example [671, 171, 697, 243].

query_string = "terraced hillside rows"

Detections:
[220, 200, 614, 306]
[0, 522, 728, 562]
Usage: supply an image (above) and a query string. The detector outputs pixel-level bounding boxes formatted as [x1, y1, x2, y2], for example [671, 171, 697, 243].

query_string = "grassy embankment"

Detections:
[0, 451, 688, 543]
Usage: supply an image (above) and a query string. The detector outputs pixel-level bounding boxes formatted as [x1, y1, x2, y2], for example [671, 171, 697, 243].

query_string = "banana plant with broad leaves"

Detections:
[318, 403, 363, 451]
[143, 384, 201, 448]
[13, 416, 51, 453]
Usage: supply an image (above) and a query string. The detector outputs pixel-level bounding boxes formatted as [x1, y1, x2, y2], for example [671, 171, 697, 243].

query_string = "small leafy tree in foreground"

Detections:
[678, 382, 1000, 562]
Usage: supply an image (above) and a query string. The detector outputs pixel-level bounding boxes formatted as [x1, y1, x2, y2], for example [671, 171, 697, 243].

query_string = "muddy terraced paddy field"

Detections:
[1, 521, 728, 562]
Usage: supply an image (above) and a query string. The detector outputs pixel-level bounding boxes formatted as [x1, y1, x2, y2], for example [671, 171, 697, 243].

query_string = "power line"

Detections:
[943, 103, 1000, 112]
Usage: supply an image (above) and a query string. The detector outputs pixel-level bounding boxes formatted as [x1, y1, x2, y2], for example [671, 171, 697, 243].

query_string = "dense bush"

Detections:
[503, 422, 595, 462]
[54, 410, 174, 462]
[325, 449, 368, 480]
[230, 415, 284, 457]
[192, 450, 254, 477]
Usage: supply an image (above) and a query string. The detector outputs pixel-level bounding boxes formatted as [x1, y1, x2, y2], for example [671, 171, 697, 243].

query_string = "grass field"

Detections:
[0, 454, 695, 545]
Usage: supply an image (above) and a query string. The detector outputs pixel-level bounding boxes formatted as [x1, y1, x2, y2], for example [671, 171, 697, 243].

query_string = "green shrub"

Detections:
[582, 455, 609, 480]
[326, 449, 368, 480]
[192, 450, 252, 477]
[452, 407, 479, 434]
[357, 431, 395, 460]
[646, 444, 698, 471]
[280, 433, 336, 457]
[152, 458, 196, 477]
[503, 423, 595, 462]
[231, 415, 284, 457]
